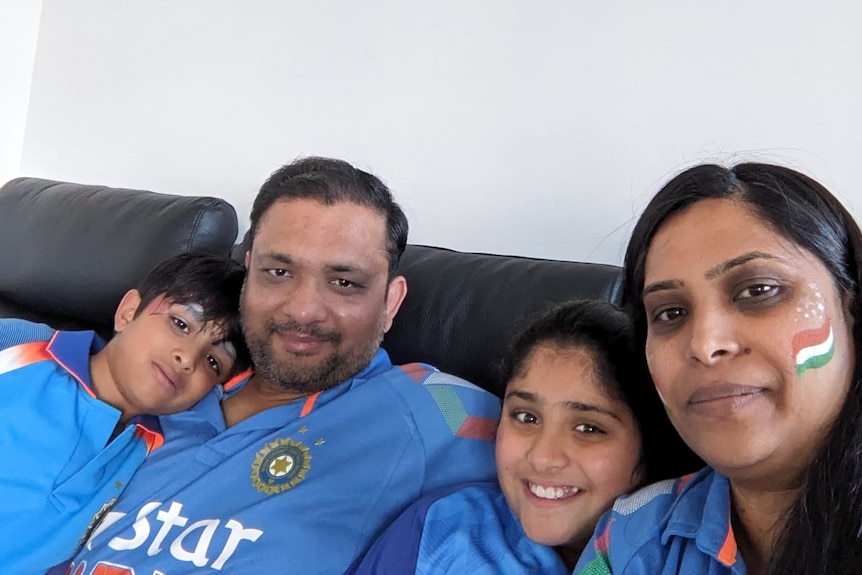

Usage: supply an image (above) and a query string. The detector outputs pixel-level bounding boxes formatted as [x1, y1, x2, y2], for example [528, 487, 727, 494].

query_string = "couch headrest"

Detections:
[0, 177, 239, 334]
[382, 245, 623, 397]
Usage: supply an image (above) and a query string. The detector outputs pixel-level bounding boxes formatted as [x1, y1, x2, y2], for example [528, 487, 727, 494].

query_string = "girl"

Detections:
[575, 163, 862, 574]
[347, 300, 698, 573]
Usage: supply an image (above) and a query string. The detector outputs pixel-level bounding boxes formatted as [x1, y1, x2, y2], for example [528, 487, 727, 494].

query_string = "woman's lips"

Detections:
[687, 383, 765, 417]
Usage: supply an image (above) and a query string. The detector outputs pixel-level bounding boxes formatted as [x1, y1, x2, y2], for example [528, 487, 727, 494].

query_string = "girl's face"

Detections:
[496, 344, 642, 550]
[642, 198, 854, 487]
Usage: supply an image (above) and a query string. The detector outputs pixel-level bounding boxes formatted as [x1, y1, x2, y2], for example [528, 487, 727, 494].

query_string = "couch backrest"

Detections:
[3, 178, 623, 399]
[0, 177, 239, 336]
[382, 245, 622, 397]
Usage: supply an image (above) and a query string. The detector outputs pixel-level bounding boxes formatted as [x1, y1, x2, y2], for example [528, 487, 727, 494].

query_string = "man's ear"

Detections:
[383, 276, 408, 333]
[114, 289, 143, 333]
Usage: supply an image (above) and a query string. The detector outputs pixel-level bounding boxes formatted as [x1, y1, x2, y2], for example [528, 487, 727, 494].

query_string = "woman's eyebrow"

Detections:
[644, 251, 787, 296]
[704, 251, 784, 280]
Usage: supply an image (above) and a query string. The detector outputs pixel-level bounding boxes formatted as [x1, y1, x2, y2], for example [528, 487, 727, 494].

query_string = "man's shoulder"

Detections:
[373, 362, 501, 439]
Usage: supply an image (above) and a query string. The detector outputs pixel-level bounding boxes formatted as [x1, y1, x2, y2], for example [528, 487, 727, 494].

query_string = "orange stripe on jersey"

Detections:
[400, 363, 430, 383]
[0, 341, 53, 377]
[223, 368, 253, 391]
[300, 392, 321, 418]
[46, 331, 97, 398]
[134, 422, 165, 454]
[676, 472, 697, 493]
[717, 513, 738, 566]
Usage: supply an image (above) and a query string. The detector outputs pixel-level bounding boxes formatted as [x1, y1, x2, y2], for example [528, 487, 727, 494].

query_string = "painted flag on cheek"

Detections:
[793, 318, 834, 375]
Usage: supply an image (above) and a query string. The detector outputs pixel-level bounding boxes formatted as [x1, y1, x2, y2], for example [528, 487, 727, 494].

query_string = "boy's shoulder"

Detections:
[0, 318, 56, 351]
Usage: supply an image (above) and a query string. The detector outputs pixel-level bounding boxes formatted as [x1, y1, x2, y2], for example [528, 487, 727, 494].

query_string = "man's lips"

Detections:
[274, 331, 334, 353]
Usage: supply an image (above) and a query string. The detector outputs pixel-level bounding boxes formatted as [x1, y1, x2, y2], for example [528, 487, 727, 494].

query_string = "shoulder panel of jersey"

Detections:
[0, 318, 54, 350]
[392, 363, 500, 442]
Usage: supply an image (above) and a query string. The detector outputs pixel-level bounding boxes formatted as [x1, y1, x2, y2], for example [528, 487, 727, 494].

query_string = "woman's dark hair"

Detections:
[623, 163, 862, 574]
[501, 299, 702, 487]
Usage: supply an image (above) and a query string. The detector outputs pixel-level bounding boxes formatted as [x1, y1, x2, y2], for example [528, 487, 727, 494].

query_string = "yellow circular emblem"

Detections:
[251, 438, 311, 495]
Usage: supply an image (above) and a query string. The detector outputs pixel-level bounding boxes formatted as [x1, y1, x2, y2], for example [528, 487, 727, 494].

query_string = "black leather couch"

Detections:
[0, 177, 623, 399]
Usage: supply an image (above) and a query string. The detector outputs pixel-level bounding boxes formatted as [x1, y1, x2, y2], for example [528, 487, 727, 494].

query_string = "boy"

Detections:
[0, 253, 250, 575]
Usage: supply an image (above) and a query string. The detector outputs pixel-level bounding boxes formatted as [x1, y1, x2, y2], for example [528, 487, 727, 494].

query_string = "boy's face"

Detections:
[101, 291, 237, 419]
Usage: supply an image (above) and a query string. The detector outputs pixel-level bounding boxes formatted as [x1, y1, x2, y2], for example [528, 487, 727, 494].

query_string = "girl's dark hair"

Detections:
[136, 252, 251, 378]
[501, 299, 702, 486]
[623, 163, 862, 574]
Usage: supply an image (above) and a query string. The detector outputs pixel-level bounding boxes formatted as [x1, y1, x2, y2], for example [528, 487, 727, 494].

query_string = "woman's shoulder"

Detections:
[575, 468, 725, 573]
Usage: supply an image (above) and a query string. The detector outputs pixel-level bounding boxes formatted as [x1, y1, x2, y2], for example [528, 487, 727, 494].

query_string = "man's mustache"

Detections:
[264, 319, 341, 344]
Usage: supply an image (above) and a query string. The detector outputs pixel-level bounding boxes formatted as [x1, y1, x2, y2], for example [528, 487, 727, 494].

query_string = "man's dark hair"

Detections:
[249, 157, 408, 278]
[135, 252, 251, 376]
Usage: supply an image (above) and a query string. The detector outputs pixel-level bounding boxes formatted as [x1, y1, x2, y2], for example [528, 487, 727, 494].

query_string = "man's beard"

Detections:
[242, 317, 384, 394]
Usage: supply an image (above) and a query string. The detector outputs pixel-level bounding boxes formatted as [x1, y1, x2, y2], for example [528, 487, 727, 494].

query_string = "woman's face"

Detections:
[496, 344, 642, 550]
[642, 198, 854, 487]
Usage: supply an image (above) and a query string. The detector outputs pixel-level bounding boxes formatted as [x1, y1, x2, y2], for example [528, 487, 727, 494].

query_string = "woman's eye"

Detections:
[513, 412, 538, 424]
[653, 307, 686, 323]
[575, 423, 604, 434]
[207, 355, 221, 375]
[736, 284, 779, 300]
[172, 317, 190, 333]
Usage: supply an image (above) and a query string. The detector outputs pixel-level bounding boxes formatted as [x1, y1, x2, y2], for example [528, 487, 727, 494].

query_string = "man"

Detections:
[64, 158, 500, 574]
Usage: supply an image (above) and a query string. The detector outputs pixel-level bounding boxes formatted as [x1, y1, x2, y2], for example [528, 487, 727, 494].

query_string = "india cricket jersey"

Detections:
[0, 319, 163, 575]
[67, 349, 500, 574]
[346, 482, 568, 575]
[574, 467, 748, 575]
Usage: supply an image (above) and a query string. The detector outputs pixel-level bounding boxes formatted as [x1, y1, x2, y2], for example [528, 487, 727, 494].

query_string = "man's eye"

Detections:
[207, 355, 220, 375]
[172, 317, 190, 333]
[513, 411, 538, 424]
[267, 269, 288, 277]
[736, 284, 779, 300]
[334, 278, 356, 289]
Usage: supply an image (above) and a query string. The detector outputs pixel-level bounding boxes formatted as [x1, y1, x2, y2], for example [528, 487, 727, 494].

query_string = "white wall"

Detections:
[0, 0, 43, 185]
[19, 0, 862, 264]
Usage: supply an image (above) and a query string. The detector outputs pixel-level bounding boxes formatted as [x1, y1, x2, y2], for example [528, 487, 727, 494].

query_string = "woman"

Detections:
[346, 300, 698, 574]
[575, 163, 862, 575]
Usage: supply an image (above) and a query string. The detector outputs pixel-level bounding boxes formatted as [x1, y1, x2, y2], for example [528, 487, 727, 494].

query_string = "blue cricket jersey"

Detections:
[574, 467, 747, 575]
[66, 349, 500, 574]
[346, 482, 568, 575]
[0, 319, 163, 575]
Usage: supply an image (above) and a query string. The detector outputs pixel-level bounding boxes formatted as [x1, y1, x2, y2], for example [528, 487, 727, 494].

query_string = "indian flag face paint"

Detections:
[792, 317, 834, 375]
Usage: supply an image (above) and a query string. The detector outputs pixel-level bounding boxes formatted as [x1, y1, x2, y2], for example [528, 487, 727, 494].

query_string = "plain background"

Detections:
[3, 0, 860, 264]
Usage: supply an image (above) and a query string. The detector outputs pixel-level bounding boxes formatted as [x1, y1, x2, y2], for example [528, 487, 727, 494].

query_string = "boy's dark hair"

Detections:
[501, 299, 702, 487]
[135, 253, 251, 377]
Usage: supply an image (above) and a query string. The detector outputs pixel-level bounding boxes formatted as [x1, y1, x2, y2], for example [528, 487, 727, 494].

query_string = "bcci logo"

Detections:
[251, 438, 311, 495]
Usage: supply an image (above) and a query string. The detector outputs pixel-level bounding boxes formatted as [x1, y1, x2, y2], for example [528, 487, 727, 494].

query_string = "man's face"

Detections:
[241, 198, 406, 394]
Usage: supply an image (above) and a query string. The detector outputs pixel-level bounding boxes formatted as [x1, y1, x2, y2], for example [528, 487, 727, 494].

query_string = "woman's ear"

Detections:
[114, 289, 142, 333]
